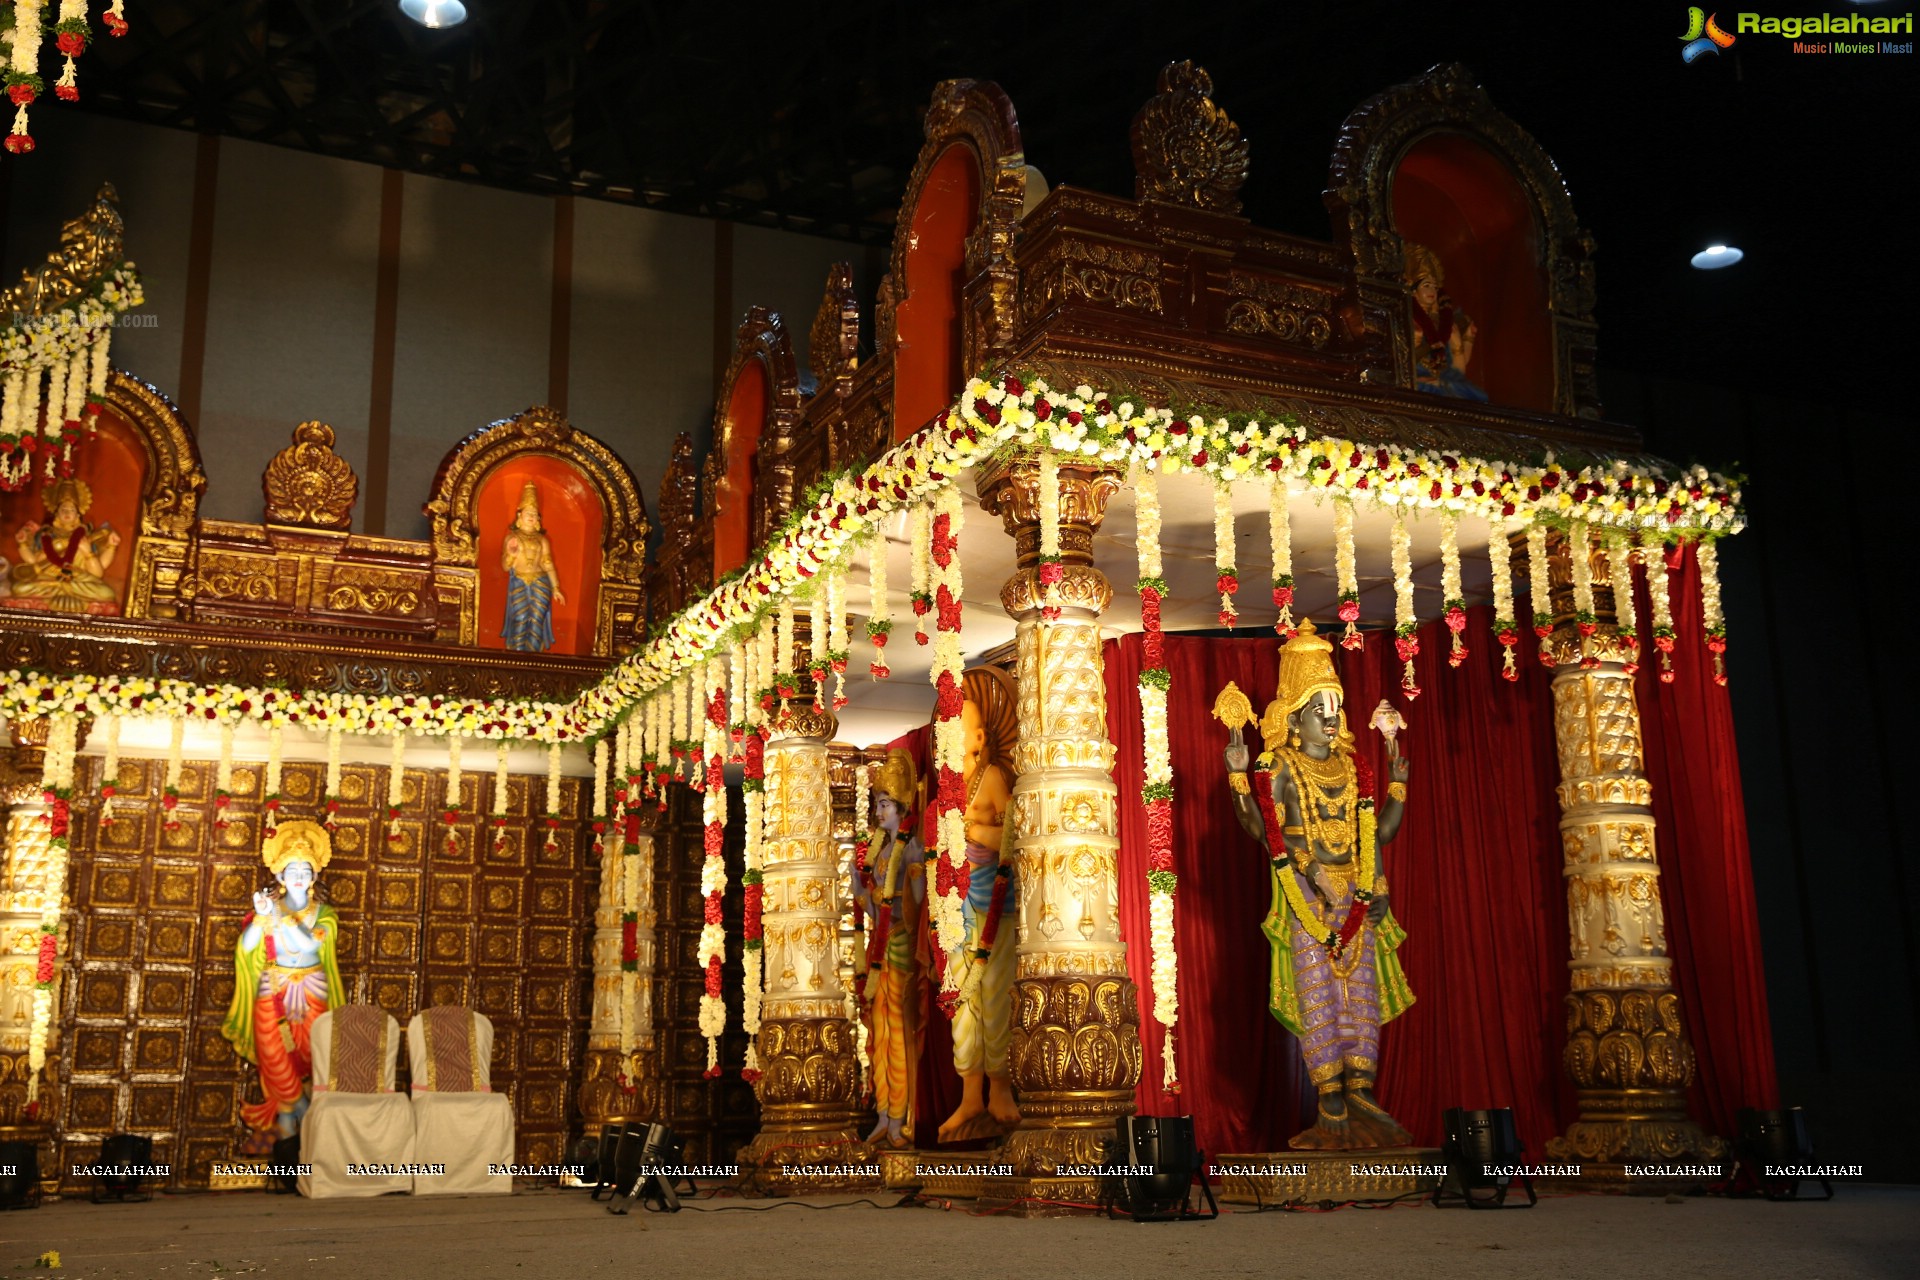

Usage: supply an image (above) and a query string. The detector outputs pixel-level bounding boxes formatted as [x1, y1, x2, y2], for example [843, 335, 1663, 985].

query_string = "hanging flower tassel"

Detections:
[1037, 450, 1064, 622]
[1643, 530, 1677, 683]
[1697, 538, 1728, 686]
[701, 660, 734, 1078]
[928, 482, 968, 986]
[1569, 522, 1600, 670]
[1527, 524, 1555, 670]
[827, 564, 851, 709]
[1213, 481, 1238, 629]
[1487, 518, 1520, 682]
[106, 1, 130, 39]
[1134, 464, 1179, 1092]
[443, 734, 463, 854]
[1440, 510, 1468, 669]
[213, 720, 235, 829]
[588, 736, 609, 857]
[5, 0, 44, 155]
[1269, 474, 1295, 636]
[491, 741, 511, 851]
[740, 679, 766, 1082]
[809, 579, 829, 713]
[1334, 497, 1362, 650]
[542, 742, 563, 853]
[866, 532, 892, 679]
[97, 712, 121, 826]
[1390, 513, 1420, 699]
[1607, 532, 1640, 675]
[28, 713, 78, 1106]
[323, 728, 344, 829]
[910, 502, 933, 646]
[388, 731, 407, 843]
[53, 2, 89, 103]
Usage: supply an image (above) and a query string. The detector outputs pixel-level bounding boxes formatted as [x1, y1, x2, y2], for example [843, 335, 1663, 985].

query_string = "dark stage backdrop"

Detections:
[1106, 545, 1779, 1155]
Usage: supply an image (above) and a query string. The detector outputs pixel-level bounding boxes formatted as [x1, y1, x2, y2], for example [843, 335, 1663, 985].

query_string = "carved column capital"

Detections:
[975, 457, 1125, 569]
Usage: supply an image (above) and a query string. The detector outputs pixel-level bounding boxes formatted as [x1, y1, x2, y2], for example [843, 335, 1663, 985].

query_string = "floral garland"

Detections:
[1037, 449, 1063, 622]
[774, 599, 797, 705]
[1134, 464, 1178, 1093]
[699, 658, 728, 1079]
[807, 579, 828, 714]
[670, 670, 689, 783]
[27, 710, 78, 1105]
[213, 719, 235, 829]
[1643, 530, 1677, 683]
[1, 264, 140, 490]
[543, 743, 563, 852]
[588, 736, 609, 857]
[727, 638, 749, 751]
[910, 502, 932, 647]
[1527, 524, 1553, 670]
[826, 562, 850, 710]
[1608, 533, 1640, 675]
[1333, 497, 1361, 650]
[96, 709, 119, 825]
[387, 731, 406, 843]
[865, 532, 892, 678]
[1697, 539, 1728, 686]
[1269, 477, 1295, 636]
[616, 716, 644, 1069]
[442, 734, 461, 853]
[741, 616, 771, 1079]
[928, 481, 967, 971]
[1440, 511, 1467, 669]
[322, 728, 343, 829]
[1212, 481, 1238, 629]
[1487, 519, 1520, 682]
[1390, 513, 1419, 698]
[161, 714, 184, 830]
[1569, 522, 1600, 670]
[490, 741, 511, 850]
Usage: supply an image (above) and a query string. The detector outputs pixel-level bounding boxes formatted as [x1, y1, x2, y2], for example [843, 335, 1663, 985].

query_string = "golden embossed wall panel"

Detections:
[54, 753, 596, 1191]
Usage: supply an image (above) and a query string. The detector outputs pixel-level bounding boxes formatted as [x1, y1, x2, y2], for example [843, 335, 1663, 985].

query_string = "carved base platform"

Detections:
[207, 1158, 273, 1191]
[737, 1123, 879, 1196]
[877, 1149, 1014, 1199]
[1212, 1148, 1446, 1205]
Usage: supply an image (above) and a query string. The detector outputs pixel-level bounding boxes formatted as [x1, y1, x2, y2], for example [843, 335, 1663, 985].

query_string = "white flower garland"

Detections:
[1268, 475, 1294, 635]
[1391, 513, 1419, 699]
[492, 741, 511, 850]
[1440, 510, 1467, 669]
[214, 719, 235, 829]
[1487, 518, 1519, 682]
[910, 501, 932, 647]
[866, 531, 892, 679]
[1038, 450, 1062, 620]
[808, 575, 828, 713]
[323, 727, 343, 826]
[1333, 497, 1361, 650]
[388, 731, 406, 843]
[444, 734, 462, 852]
[1697, 538, 1727, 685]
[1570, 522, 1599, 669]
[544, 743, 563, 851]
[1527, 523, 1553, 670]
[827, 561, 849, 709]
[97, 712, 121, 825]
[1213, 482, 1238, 629]
[1607, 532, 1639, 674]
[162, 714, 185, 830]
[777, 597, 797, 701]
[929, 482, 967, 966]
[1643, 530, 1677, 683]
[1136, 465, 1163, 582]
[670, 671, 688, 781]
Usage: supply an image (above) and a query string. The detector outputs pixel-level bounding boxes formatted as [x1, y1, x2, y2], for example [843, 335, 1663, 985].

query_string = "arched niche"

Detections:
[1326, 63, 1600, 418]
[0, 371, 204, 621]
[424, 406, 649, 657]
[1391, 131, 1553, 411]
[703, 308, 801, 583]
[876, 80, 1027, 443]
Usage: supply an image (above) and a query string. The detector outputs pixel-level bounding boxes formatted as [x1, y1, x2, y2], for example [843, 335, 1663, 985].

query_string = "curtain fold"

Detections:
[1105, 581, 1775, 1156]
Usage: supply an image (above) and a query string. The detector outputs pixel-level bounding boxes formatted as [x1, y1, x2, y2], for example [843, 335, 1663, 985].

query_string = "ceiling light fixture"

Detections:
[1690, 244, 1744, 270]
[399, 0, 468, 29]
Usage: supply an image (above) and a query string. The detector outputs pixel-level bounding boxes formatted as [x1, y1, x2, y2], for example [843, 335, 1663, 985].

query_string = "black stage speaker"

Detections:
[607, 1123, 692, 1215]
[589, 1124, 628, 1200]
[1737, 1108, 1832, 1201]
[1432, 1108, 1535, 1209]
[1102, 1116, 1218, 1222]
[91, 1133, 155, 1204]
[0, 1141, 40, 1210]
[269, 1134, 302, 1195]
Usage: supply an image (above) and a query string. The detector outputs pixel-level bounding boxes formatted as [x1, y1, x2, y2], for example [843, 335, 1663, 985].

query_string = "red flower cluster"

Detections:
[620, 918, 639, 965]
[742, 883, 764, 942]
[1337, 600, 1361, 623]
[935, 583, 962, 632]
[1144, 800, 1174, 873]
[35, 932, 58, 985]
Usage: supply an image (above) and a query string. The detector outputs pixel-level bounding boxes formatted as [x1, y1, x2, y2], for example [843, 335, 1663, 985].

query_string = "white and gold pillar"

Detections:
[1534, 531, 1728, 1181]
[579, 809, 659, 1132]
[977, 458, 1141, 1198]
[0, 718, 68, 1182]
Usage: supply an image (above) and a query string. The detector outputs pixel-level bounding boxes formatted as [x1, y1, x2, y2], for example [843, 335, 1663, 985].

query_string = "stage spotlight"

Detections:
[90, 1133, 155, 1204]
[1432, 1108, 1535, 1209]
[1102, 1116, 1218, 1222]
[0, 1141, 40, 1210]
[1691, 244, 1744, 270]
[1738, 1107, 1833, 1201]
[398, 0, 468, 29]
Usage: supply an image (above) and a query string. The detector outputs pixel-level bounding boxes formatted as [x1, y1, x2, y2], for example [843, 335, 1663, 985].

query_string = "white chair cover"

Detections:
[298, 1007, 415, 1198]
[406, 1008, 514, 1196]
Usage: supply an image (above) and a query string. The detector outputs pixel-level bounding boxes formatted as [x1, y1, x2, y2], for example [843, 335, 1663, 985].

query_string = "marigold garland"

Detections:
[808, 578, 829, 713]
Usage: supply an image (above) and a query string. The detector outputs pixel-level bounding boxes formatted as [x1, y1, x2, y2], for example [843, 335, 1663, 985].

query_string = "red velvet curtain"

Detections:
[1106, 554, 1776, 1156]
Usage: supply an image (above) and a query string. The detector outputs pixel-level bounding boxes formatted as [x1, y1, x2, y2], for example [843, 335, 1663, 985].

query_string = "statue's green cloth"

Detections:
[1260, 867, 1414, 1039]
[221, 902, 345, 1065]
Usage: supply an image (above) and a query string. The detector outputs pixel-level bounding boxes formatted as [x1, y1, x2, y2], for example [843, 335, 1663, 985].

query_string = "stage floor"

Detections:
[4, 1184, 1916, 1278]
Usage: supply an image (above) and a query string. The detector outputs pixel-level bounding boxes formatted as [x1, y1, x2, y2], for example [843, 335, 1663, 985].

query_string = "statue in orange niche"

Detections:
[501, 482, 565, 651]
[937, 667, 1021, 1144]
[1404, 243, 1488, 402]
[222, 820, 345, 1155]
[3, 478, 122, 614]
[850, 749, 928, 1149]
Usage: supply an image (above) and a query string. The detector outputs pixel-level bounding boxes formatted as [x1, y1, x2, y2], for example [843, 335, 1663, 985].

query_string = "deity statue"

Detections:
[3, 478, 122, 614]
[849, 748, 928, 1149]
[1404, 242, 1488, 402]
[937, 666, 1021, 1144]
[222, 820, 345, 1155]
[1220, 620, 1417, 1150]
[500, 481, 565, 651]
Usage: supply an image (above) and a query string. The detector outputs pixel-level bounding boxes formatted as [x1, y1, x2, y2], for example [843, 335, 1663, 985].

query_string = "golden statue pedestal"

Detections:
[1211, 1149, 1445, 1205]
[206, 1157, 274, 1191]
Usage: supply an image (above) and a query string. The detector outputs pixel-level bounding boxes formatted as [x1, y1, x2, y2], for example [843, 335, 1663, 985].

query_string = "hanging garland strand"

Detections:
[1269, 475, 1295, 637]
[1213, 482, 1238, 629]
[1643, 530, 1678, 683]
[1607, 532, 1640, 675]
[928, 482, 967, 979]
[866, 530, 892, 679]
[1569, 522, 1600, 671]
[1390, 513, 1419, 699]
[698, 660, 728, 1079]
[910, 502, 933, 647]
[1037, 450, 1063, 622]
[1333, 497, 1362, 651]
[1487, 519, 1520, 682]
[1440, 510, 1467, 669]
[1527, 524, 1554, 670]
[1134, 464, 1179, 1094]
[1697, 538, 1728, 686]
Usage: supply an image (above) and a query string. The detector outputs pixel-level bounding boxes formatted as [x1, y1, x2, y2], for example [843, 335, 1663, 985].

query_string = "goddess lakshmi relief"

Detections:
[1404, 243, 1489, 402]
[500, 482, 566, 651]
[1, 478, 122, 614]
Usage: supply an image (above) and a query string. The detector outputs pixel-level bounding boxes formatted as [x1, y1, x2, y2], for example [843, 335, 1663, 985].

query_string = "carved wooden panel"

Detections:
[54, 755, 597, 1191]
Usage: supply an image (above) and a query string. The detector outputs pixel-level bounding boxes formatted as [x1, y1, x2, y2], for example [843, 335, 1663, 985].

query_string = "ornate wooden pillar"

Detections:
[1532, 531, 1729, 1183]
[976, 458, 1142, 1206]
[740, 703, 868, 1190]
[578, 811, 660, 1134]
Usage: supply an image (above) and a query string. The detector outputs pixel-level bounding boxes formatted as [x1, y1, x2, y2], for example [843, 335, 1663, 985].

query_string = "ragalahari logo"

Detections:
[1680, 8, 1737, 61]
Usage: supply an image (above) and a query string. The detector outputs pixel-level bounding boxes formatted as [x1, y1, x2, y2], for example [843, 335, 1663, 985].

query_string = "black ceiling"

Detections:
[58, 1, 1915, 419]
